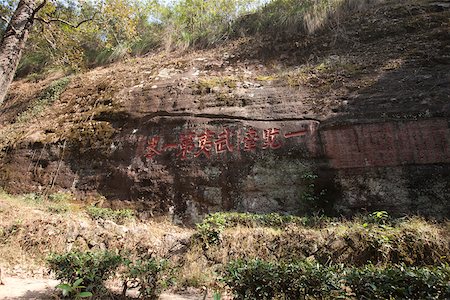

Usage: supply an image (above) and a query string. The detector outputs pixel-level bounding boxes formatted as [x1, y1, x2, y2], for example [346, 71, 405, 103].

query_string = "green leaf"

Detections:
[78, 291, 93, 298]
[56, 283, 72, 292]
[73, 278, 84, 288]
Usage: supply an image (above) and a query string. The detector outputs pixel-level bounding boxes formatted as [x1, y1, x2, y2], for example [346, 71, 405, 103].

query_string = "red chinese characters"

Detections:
[243, 127, 258, 152]
[214, 128, 234, 154]
[284, 129, 307, 138]
[177, 132, 195, 160]
[144, 136, 162, 159]
[195, 129, 215, 158]
[143, 125, 309, 161]
[262, 128, 282, 149]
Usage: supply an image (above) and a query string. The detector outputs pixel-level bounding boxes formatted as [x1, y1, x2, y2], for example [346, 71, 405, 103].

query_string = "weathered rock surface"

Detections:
[0, 0, 449, 221]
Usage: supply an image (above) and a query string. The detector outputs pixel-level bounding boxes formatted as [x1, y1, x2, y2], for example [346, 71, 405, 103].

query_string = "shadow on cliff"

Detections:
[225, 0, 450, 217]
[232, 0, 450, 123]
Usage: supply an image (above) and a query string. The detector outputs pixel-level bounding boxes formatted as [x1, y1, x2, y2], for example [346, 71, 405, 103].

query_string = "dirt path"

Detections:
[0, 277, 203, 300]
[0, 277, 59, 299]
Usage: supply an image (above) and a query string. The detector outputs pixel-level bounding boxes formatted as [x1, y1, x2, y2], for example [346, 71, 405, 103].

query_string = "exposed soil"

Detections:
[0, 277, 202, 300]
[0, 277, 59, 300]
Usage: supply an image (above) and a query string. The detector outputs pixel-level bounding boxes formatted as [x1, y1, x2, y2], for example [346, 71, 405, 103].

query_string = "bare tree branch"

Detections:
[1, 16, 18, 34]
[0, 16, 10, 24]
[31, 0, 47, 21]
[35, 13, 97, 29]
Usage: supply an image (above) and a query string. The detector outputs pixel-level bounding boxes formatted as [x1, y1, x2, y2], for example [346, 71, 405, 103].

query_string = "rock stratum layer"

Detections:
[0, 0, 449, 221]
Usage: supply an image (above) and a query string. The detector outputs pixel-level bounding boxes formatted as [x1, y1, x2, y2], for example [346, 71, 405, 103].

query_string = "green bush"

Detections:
[223, 260, 341, 299]
[122, 257, 173, 299]
[86, 206, 134, 224]
[345, 265, 450, 299]
[223, 260, 450, 300]
[47, 250, 123, 295]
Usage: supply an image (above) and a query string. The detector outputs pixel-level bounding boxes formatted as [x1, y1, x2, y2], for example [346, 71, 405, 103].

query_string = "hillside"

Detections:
[0, 0, 450, 298]
[0, 0, 449, 222]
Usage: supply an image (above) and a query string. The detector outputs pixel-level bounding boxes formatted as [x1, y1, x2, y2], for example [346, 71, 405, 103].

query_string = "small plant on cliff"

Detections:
[48, 192, 73, 203]
[298, 170, 329, 215]
[21, 193, 45, 204]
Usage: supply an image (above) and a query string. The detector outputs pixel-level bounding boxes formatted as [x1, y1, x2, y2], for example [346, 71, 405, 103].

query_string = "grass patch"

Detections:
[281, 56, 363, 89]
[16, 77, 70, 123]
[85, 206, 134, 224]
[192, 212, 450, 268]
[195, 76, 239, 94]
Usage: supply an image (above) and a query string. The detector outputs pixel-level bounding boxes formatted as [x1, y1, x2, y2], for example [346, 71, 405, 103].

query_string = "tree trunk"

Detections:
[0, 0, 43, 104]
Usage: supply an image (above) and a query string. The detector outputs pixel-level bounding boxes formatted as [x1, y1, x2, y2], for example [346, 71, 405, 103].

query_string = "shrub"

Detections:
[223, 259, 450, 300]
[223, 260, 341, 299]
[122, 257, 173, 299]
[345, 264, 450, 300]
[47, 250, 123, 295]
[86, 206, 134, 224]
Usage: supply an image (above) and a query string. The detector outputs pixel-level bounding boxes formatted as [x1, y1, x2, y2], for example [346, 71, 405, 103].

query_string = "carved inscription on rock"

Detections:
[135, 119, 321, 162]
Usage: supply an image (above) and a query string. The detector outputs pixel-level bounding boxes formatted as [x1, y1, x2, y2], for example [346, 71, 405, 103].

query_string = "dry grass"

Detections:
[176, 216, 450, 288]
[0, 191, 448, 292]
[0, 191, 194, 279]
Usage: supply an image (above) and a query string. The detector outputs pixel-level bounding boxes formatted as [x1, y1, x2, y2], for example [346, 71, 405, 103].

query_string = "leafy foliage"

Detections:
[223, 259, 450, 300]
[122, 256, 173, 299]
[47, 250, 123, 295]
[6, 0, 373, 77]
[168, 0, 262, 47]
[56, 278, 93, 299]
[48, 250, 171, 299]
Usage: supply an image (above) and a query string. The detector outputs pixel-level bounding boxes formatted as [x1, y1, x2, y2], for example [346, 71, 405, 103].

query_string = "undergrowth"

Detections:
[223, 259, 450, 299]
[47, 250, 172, 299]
[85, 206, 134, 224]
[192, 212, 449, 269]
[1, 191, 448, 298]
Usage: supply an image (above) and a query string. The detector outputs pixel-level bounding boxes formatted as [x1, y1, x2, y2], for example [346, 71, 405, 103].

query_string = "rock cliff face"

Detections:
[0, 0, 449, 221]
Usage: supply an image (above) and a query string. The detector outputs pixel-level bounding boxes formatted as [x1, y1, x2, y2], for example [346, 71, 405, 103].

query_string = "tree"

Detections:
[0, 0, 100, 104]
[0, 0, 45, 104]
[0, 0, 150, 104]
